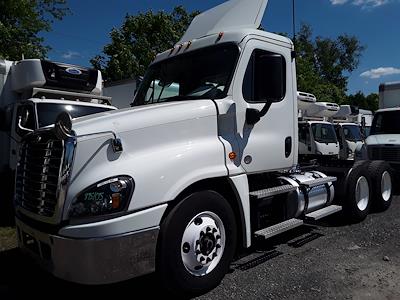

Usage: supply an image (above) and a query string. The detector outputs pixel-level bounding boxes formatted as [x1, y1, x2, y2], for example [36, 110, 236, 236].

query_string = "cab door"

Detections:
[232, 38, 296, 173]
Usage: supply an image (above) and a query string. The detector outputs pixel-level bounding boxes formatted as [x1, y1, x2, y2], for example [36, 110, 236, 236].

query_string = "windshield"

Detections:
[133, 43, 239, 106]
[370, 111, 400, 135]
[37, 103, 113, 127]
[311, 123, 337, 144]
[342, 125, 363, 141]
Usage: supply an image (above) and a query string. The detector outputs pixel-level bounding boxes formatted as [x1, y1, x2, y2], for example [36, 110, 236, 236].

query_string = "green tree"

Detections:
[0, 0, 69, 60]
[91, 6, 199, 82]
[295, 24, 365, 104]
[347, 91, 379, 112]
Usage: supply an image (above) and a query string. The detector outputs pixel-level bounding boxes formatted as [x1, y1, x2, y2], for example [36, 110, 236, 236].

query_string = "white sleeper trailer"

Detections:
[14, 0, 394, 296]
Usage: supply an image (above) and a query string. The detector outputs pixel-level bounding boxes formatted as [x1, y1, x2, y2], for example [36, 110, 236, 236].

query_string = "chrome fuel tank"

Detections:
[279, 171, 335, 217]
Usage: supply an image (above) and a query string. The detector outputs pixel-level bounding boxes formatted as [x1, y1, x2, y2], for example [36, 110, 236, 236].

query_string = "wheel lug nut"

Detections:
[216, 244, 221, 249]
[206, 227, 211, 232]
[200, 231, 205, 237]
[200, 257, 205, 262]
[196, 250, 201, 255]
[182, 242, 190, 253]
[216, 235, 221, 239]
[196, 240, 200, 246]
[213, 253, 217, 258]
[212, 228, 217, 233]
[206, 257, 212, 263]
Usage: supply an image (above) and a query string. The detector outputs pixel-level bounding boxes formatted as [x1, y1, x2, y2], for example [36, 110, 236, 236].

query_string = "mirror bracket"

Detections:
[246, 101, 273, 126]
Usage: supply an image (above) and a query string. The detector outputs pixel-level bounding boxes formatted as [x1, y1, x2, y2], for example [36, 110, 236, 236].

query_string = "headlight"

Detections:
[69, 176, 134, 219]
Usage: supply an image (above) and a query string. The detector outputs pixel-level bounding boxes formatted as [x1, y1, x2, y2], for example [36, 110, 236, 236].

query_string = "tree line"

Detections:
[0, 0, 378, 111]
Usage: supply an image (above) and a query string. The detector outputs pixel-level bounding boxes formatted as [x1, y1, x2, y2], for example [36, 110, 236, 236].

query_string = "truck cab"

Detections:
[298, 120, 339, 160]
[366, 82, 400, 169]
[297, 97, 340, 160]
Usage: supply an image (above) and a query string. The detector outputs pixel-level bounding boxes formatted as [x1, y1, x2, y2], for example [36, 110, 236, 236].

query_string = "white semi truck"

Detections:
[14, 0, 394, 296]
[0, 59, 116, 223]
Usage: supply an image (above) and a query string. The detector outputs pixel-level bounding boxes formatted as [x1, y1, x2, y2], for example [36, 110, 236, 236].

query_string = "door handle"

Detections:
[285, 137, 292, 158]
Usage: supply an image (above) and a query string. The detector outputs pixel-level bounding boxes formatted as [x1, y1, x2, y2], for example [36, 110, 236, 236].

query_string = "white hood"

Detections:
[178, 0, 268, 44]
[71, 100, 217, 138]
[366, 134, 400, 146]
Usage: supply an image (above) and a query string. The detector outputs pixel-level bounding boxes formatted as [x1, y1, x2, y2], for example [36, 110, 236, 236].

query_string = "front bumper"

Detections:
[15, 217, 159, 285]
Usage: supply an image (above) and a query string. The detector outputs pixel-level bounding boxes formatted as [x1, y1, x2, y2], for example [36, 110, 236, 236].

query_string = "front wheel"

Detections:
[156, 191, 237, 296]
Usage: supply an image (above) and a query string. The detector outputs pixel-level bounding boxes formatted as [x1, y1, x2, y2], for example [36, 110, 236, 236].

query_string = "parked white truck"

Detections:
[14, 0, 394, 296]
[297, 95, 340, 160]
[367, 82, 400, 171]
[0, 59, 116, 223]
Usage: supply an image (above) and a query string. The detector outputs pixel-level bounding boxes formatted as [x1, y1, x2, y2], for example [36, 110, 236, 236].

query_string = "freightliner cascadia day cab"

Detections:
[14, 0, 395, 295]
[0, 59, 116, 223]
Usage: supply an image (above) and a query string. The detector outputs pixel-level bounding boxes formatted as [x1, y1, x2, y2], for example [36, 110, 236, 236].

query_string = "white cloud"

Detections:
[330, 0, 392, 8]
[330, 0, 349, 4]
[62, 50, 81, 59]
[360, 67, 400, 79]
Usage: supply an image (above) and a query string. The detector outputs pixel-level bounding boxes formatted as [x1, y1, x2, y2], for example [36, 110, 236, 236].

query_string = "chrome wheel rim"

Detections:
[381, 171, 392, 202]
[181, 211, 226, 277]
[356, 176, 369, 211]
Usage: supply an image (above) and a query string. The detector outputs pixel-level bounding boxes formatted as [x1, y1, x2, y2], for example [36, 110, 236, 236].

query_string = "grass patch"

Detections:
[0, 227, 17, 252]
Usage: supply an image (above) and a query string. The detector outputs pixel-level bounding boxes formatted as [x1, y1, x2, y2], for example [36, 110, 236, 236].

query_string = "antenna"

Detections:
[292, 0, 296, 44]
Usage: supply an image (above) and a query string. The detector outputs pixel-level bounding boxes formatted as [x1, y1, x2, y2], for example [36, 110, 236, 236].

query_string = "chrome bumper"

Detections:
[15, 217, 159, 284]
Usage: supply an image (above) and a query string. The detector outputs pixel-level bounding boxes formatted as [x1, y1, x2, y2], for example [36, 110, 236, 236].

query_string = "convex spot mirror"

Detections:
[54, 111, 73, 140]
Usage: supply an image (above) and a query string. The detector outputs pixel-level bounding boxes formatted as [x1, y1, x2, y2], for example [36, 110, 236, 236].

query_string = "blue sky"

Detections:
[41, 0, 400, 95]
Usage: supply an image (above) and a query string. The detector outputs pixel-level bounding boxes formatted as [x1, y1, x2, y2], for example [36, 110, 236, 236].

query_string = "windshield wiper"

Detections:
[157, 95, 205, 103]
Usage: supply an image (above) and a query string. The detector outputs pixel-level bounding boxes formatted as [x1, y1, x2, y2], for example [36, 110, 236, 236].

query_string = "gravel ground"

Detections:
[1, 198, 399, 299]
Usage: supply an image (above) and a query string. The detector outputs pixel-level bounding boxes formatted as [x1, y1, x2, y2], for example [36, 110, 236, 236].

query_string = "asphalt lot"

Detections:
[1, 197, 400, 299]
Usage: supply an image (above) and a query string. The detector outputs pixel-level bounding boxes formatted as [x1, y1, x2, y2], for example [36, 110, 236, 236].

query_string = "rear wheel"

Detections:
[343, 162, 372, 222]
[156, 191, 237, 296]
[368, 161, 393, 212]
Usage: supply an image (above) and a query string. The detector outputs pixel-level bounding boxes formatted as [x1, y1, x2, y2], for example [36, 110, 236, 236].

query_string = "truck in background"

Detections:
[297, 93, 340, 160]
[103, 78, 139, 108]
[366, 82, 400, 172]
[0, 59, 116, 224]
[13, 0, 395, 296]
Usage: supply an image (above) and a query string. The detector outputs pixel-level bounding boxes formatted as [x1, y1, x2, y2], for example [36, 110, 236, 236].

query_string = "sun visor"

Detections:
[178, 0, 268, 44]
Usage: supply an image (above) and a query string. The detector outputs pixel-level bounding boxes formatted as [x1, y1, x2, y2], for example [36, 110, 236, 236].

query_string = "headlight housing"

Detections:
[69, 176, 134, 219]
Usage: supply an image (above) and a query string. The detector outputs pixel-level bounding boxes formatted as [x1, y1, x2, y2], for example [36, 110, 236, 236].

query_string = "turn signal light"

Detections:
[229, 152, 237, 160]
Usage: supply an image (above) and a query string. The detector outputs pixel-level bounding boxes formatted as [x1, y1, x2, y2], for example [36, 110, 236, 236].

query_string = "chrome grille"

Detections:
[15, 132, 63, 217]
[368, 145, 400, 162]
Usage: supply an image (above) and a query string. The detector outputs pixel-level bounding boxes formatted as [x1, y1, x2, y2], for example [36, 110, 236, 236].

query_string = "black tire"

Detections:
[156, 191, 237, 297]
[367, 161, 393, 212]
[343, 162, 372, 222]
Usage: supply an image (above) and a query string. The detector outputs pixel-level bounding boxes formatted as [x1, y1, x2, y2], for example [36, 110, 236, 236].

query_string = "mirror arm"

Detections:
[18, 116, 34, 133]
[246, 101, 273, 126]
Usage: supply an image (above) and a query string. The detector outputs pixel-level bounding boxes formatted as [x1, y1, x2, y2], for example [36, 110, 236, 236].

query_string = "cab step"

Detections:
[301, 176, 337, 188]
[305, 205, 342, 221]
[254, 218, 303, 239]
[250, 184, 297, 200]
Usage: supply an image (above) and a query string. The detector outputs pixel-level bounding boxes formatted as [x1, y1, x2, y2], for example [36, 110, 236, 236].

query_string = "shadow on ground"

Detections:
[0, 216, 354, 298]
[0, 248, 168, 298]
